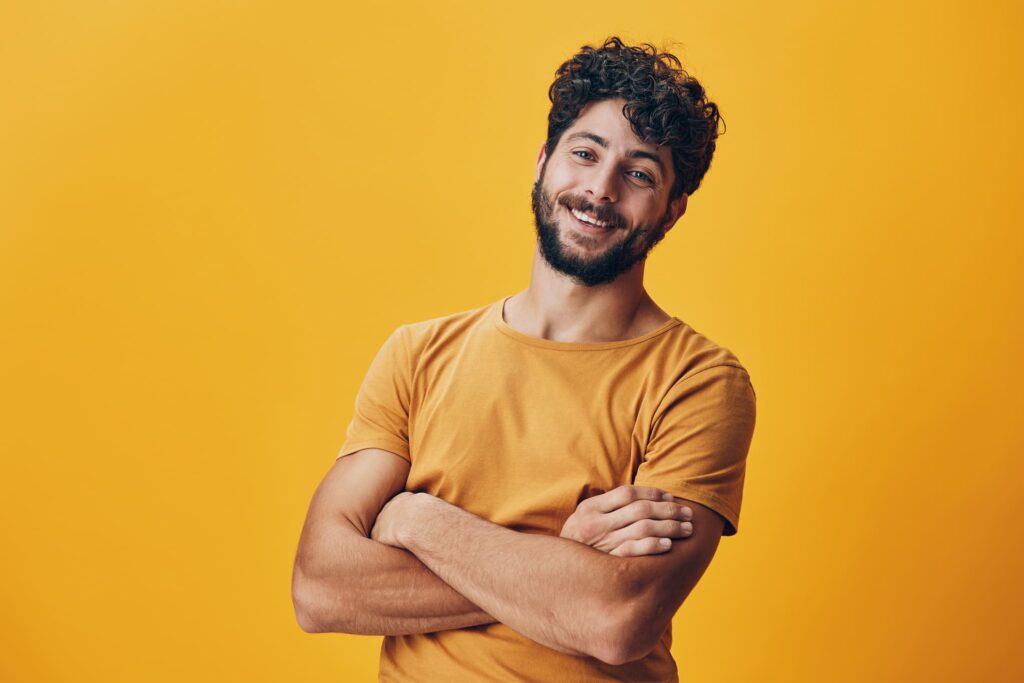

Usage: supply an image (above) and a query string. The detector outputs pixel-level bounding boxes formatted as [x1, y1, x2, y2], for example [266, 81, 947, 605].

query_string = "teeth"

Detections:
[570, 208, 609, 228]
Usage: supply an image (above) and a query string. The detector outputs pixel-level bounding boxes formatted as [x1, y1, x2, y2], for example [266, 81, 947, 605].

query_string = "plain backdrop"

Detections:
[1, 1, 1022, 681]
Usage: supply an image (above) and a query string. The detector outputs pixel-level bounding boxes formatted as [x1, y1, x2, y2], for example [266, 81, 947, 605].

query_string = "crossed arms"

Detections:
[291, 447, 724, 666]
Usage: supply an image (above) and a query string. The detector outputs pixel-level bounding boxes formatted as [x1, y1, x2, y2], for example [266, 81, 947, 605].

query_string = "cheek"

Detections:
[633, 199, 664, 224]
[542, 165, 577, 195]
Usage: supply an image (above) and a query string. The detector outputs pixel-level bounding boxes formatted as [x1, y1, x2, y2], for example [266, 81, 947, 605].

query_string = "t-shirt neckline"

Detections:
[492, 295, 683, 350]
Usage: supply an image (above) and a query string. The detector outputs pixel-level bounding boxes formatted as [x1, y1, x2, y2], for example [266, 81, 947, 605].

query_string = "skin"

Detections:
[292, 447, 694, 637]
[367, 486, 722, 663]
[558, 485, 693, 556]
[510, 96, 688, 343]
[361, 99, 712, 663]
[294, 97, 720, 665]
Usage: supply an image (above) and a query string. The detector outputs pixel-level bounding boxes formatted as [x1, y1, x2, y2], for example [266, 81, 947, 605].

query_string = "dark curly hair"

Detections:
[545, 36, 724, 202]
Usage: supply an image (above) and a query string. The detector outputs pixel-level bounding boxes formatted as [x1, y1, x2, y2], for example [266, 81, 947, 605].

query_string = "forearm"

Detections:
[294, 524, 497, 635]
[395, 494, 626, 661]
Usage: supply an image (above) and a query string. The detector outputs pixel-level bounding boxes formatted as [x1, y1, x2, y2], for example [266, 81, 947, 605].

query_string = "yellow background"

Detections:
[2, 1, 1022, 681]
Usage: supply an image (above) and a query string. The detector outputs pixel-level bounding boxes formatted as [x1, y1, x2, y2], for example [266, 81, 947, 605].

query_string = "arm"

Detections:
[291, 447, 498, 635]
[301, 324, 711, 643]
[291, 448, 693, 637]
[374, 492, 722, 665]
[609, 496, 723, 662]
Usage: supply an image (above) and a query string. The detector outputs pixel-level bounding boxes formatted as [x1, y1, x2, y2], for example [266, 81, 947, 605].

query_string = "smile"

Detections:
[565, 206, 615, 235]
[570, 207, 612, 228]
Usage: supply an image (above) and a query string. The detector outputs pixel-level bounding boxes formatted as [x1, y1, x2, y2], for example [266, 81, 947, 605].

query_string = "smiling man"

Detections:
[293, 37, 757, 682]
[531, 106, 681, 288]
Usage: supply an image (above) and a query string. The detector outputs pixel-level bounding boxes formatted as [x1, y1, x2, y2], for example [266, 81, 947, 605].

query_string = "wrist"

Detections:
[397, 491, 446, 548]
[395, 492, 432, 548]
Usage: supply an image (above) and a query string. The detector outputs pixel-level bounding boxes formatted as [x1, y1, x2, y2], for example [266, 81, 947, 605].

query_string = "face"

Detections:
[531, 97, 686, 287]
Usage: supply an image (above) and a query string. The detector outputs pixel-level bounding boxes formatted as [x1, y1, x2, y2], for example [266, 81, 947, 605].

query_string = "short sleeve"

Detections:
[634, 364, 756, 536]
[336, 326, 414, 463]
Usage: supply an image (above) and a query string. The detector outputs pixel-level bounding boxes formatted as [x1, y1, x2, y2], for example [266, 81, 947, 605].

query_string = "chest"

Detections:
[405, 344, 659, 534]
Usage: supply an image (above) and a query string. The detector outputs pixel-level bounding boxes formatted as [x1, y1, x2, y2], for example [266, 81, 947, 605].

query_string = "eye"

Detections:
[572, 150, 595, 161]
[629, 170, 655, 184]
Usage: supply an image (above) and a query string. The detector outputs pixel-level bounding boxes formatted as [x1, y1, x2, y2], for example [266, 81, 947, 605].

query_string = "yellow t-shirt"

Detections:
[337, 295, 757, 682]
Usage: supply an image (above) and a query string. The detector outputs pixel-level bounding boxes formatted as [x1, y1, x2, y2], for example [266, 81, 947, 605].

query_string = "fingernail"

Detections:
[659, 538, 671, 547]
[662, 492, 674, 501]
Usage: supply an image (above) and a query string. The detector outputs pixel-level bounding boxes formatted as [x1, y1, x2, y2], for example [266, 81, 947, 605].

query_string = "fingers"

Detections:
[603, 497, 693, 533]
[604, 518, 693, 550]
[584, 485, 676, 514]
[609, 537, 673, 557]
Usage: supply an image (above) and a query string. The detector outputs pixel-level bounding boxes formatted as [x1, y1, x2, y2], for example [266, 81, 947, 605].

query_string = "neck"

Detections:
[503, 247, 670, 344]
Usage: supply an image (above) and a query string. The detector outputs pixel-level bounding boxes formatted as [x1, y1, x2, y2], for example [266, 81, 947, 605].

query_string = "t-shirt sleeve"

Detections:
[633, 364, 756, 536]
[335, 325, 414, 463]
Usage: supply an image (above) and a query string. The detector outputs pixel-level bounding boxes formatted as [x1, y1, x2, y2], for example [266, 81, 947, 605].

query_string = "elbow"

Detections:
[292, 559, 366, 635]
[292, 576, 324, 633]
[593, 645, 632, 667]
[294, 605, 322, 634]
[596, 620, 658, 666]
[592, 636, 641, 667]
[593, 593, 662, 665]
[611, 638, 658, 666]
[584, 606, 633, 666]
[291, 563, 336, 634]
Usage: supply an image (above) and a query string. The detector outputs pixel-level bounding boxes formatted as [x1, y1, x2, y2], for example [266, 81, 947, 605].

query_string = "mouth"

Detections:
[563, 205, 616, 236]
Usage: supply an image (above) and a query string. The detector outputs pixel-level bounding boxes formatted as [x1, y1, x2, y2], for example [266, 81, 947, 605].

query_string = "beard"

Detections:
[530, 177, 670, 287]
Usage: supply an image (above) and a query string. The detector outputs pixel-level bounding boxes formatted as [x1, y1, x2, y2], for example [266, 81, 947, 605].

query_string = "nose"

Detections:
[584, 163, 618, 204]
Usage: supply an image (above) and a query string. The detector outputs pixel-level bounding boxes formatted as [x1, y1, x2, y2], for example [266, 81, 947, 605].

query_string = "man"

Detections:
[292, 36, 756, 682]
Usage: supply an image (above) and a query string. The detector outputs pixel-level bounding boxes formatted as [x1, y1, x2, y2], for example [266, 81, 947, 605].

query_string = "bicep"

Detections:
[301, 448, 411, 543]
[292, 448, 410, 631]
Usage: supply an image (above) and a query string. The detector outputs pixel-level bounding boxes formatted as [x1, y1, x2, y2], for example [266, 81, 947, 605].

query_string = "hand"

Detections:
[370, 491, 418, 548]
[560, 485, 694, 557]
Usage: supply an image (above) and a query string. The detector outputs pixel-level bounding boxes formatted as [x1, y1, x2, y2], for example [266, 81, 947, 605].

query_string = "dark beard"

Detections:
[530, 179, 669, 287]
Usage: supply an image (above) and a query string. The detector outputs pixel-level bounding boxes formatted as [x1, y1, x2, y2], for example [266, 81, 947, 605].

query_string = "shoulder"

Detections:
[401, 300, 493, 336]
[653, 319, 755, 399]
[392, 299, 497, 359]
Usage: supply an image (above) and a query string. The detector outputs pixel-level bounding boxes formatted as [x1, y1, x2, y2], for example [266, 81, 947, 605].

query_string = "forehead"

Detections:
[559, 98, 674, 176]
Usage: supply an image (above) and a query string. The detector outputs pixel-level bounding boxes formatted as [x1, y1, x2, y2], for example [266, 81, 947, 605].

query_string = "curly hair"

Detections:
[545, 36, 725, 201]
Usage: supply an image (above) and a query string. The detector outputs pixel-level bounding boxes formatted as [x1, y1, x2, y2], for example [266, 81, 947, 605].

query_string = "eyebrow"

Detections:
[564, 131, 666, 173]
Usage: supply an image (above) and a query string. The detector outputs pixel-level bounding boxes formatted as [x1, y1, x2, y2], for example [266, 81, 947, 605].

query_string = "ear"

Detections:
[535, 143, 548, 182]
[661, 192, 688, 233]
